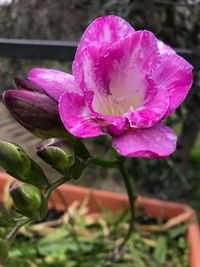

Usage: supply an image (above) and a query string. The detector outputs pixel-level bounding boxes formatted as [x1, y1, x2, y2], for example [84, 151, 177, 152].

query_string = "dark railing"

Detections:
[0, 38, 200, 69]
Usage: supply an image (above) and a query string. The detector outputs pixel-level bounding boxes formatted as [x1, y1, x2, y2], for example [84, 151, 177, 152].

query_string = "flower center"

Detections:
[92, 69, 146, 116]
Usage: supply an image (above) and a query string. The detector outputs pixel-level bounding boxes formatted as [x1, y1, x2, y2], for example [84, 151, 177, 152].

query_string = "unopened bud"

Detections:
[0, 140, 30, 175]
[0, 140, 49, 188]
[9, 183, 42, 218]
[3, 87, 74, 140]
[37, 138, 75, 176]
[14, 76, 44, 93]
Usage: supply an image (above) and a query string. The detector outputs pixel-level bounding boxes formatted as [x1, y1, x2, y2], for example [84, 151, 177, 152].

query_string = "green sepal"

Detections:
[8, 159, 49, 189]
[34, 197, 48, 221]
[69, 157, 86, 180]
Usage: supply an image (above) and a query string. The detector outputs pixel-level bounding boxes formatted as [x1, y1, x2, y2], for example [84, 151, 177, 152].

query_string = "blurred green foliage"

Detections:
[3, 206, 191, 267]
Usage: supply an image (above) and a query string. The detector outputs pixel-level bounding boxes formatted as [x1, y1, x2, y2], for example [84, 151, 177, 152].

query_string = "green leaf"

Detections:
[168, 223, 190, 239]
[38, 229, 68, 244]
[153, 235, 167, 265]
[37, 239, 68, 256]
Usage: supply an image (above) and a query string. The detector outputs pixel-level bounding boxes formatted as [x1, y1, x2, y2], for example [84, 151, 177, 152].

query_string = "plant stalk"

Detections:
[90, 156, 119, 168]
[118, 162, 136, 249]
[5, 218, 31, 247]
[45, 176, 70, 199]
[91, 155, 136, 248]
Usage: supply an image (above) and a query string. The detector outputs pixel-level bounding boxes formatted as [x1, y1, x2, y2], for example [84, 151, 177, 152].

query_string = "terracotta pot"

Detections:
[0, 172, 199, 267]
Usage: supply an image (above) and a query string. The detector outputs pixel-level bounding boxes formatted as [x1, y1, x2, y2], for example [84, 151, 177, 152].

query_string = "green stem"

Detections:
[90, 155, 135, 248]
[90, 155, 136, 249]
[45, 176, 70, 199]
[90, 156, 119, 168]
[118, 162, 136, 249]
[5, 218, 31, 247]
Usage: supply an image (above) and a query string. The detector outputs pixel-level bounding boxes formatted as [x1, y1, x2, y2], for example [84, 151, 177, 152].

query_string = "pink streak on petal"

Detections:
[73, 16, 134, 91]
[75, 31, 160, 116]
[107, 121, 129, 136]
[84, 90, 129, 136]
[157, 40, 176, 55]
[112, 123, 177, 158]
[153, 54, 193, 118]
[59, 92, 104, 138]
[28, 68, 81, 102]
[75, 42, 109, 95]
[78, 15, 134, 46]
[126, 87, 169, 128]
[93, 113, 129, 136]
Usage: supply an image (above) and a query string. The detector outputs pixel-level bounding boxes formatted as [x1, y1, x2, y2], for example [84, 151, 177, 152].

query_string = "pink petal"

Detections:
[126, 85, 169, 128]
[74, 31, 160, 117]
[28, 68, 80, 102]
[59, 92, 105, 138]
[157, 40, 176, 55]
[112, 123, 177, 158]
[92, 112, 129, 136]
[73, 16, 134, 81]
[78, 15, 134, 47]
[153, 54, 193, 117]
[83, 91, 129, 136]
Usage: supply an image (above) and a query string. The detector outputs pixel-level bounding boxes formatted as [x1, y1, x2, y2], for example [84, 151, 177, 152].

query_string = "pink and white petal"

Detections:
[78, 15, 134, 47]
[112, 123, 177, 158]
[74, 42, 110, 96]
[59, 92, 104, 138]
[153, 54, 193, 118]
[126, 86, 169, 128]
[75, 31, 161, 116]
[74, 15, 134, 73]
[103, 31, 161, 110]
[73, 16, 134, 88]
[157, 40, 176, 55]
[92, 113, 129, 136]
[82, 90, 129, 136]
[28, 68, 81, 102]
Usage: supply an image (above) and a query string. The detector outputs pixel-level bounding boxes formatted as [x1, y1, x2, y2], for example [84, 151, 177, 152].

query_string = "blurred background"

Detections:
[0, 0, 200, 215]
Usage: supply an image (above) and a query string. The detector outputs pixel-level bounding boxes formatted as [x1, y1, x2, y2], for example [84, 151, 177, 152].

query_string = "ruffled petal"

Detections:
[153, 54, 193, 117]
[78, 15, 134, 46]
[78, 15, 134, 47]
[126, 85, 169, 128]
[73, 15, 134, 81]
[92, 112, 129, 136]
[59, 92, 105, 138]
[112, 123, 177, 158]
[82, 91, 129, 136]
[74, 30, 160, 117]
[157, 40, 176, 55]
[28, 68, 80, 102]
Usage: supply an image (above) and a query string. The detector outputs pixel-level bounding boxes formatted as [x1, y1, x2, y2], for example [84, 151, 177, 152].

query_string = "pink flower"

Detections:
[28, 16, 193, 158]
